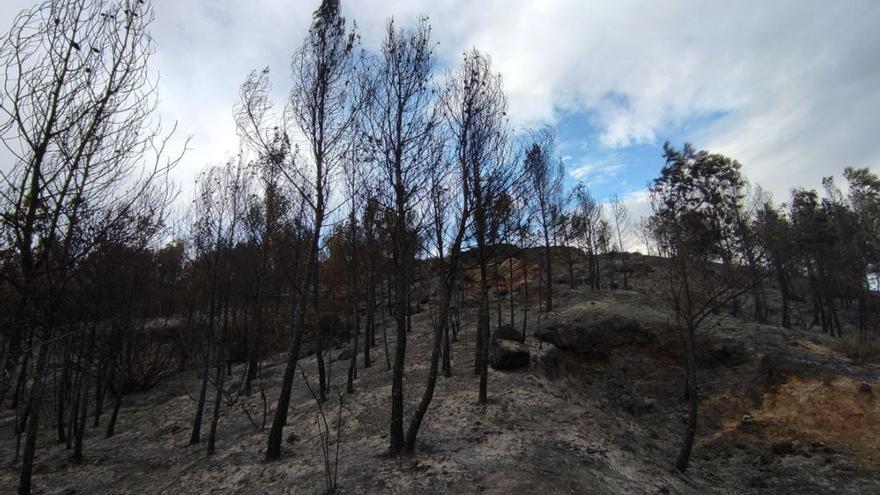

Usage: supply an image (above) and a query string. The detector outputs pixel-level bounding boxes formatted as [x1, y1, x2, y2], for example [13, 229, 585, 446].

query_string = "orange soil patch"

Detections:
[794, 338, 844, 359]
[703, 376, 880, 465]
[462, 259, 541, 301]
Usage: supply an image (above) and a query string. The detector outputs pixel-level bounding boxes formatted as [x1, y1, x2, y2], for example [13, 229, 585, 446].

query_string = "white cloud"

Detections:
[568, 162, 623, 183]
[2, 0, 878, 203]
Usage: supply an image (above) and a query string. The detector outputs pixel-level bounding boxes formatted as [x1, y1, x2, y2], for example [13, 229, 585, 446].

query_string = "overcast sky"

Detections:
[3, 0, 879, 220]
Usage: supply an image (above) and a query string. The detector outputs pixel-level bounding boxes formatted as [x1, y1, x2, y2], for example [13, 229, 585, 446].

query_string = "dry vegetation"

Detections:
[1, 252, 878, 494]
[2, 1, 879, 494]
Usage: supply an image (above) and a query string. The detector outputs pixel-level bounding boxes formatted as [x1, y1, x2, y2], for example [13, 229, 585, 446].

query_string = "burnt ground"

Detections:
[2, 254, 880, 494]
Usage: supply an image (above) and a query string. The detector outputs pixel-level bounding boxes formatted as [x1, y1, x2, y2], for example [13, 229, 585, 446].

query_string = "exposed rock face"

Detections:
[533, 343, 560, 377]
[490, 340, 530, 370]
[534, 313, 655, 359]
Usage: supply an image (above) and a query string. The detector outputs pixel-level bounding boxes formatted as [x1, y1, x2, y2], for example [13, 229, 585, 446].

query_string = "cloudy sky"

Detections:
[3, 0, 879, 219]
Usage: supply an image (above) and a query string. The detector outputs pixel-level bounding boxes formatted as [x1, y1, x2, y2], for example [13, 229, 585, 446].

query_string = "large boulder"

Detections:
[490, 340, 530, 370]
[494, 323, 523, 343]
[534, 313, 655, 359]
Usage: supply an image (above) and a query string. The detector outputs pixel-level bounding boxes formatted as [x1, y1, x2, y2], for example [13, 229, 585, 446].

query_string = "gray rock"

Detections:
[490, 340, 530, 370]
[534, 313, 655, 359]
[493, 323, 523, 343]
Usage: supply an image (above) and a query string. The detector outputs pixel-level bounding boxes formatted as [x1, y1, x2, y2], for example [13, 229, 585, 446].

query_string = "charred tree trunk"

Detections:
[93, 364, 106, 428]
[106, 382, 122, 438]
[403, 280, 453, 453]
[347, 291, 360, 394]
[314, 272, 327, 403]
[206, 357, 225, 456]
[57, 342, 71, 443]
[72, 326, 96, 463]
[389, 253, 408, 454]
[675, 322, 698, 473]
[265, 200, 322, 460]
[18, 340, 49, 495]
[521, 253, 529, 343]
[441, 319, 452, 378]
[190, 342, 211, 445]
[364, 255, 376, 368]
[509, 254, 516, 328]
[478, 259, 490, 403]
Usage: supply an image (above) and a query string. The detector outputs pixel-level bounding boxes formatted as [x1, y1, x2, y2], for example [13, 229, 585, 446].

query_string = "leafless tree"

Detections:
[264, 0, 359, 461]
[443, 49, 511, 404]
[186, 158, 249, 455]
[235, 68, 292, 396]
[0, 1, 184, 492]
[571, 183, 607, 290]
[609, 192, 632, 289]
[360, 17, 437, 455]
[636, 215, 656, 256]
[402, 90, 468, 454]
[342, 119, 368, 395]
[523, 128, 563, 311]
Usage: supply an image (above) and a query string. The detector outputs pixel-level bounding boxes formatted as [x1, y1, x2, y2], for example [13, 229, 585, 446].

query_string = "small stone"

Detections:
[858, 382, 872, 394]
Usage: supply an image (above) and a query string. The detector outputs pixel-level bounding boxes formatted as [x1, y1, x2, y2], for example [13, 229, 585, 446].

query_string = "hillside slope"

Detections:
[1, 255, 878, 494]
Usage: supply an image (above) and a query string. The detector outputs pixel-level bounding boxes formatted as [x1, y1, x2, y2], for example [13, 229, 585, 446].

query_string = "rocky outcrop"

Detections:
[534, 313, 655, 359]
[494, 323, 523, 343]
[490, 340, 530, 370]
